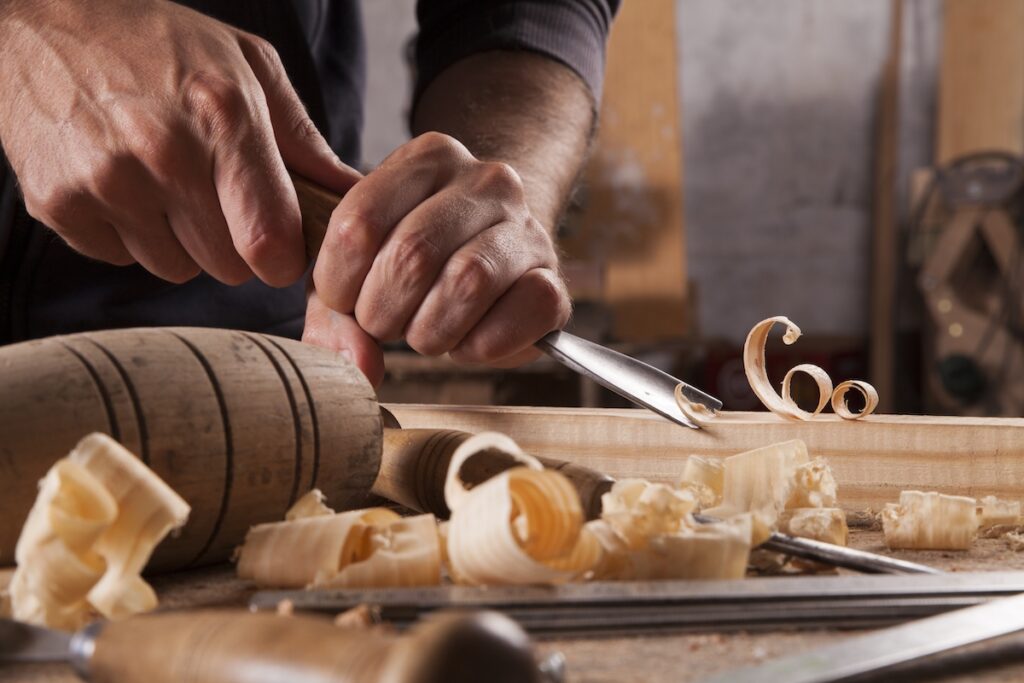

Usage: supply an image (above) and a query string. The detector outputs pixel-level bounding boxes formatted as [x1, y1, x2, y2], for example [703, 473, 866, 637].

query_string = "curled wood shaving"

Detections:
[314, 514, 442, 589]
[831, 380, 879, 420]
[10, 433, 190, 630]
[679, 455, 724, 509]
[600, 479, 697, 549]
[237, 506, 441, 589]
[673, 384, 717, 425]
[781, 364, 833, 418]
[334, 604, 381, 629]
[705, 440, 810, 545]
[745, 316, 880, 420]
[744, 317, 830, 420]
[978, 496, 1022, 530]
[285, 489, 334, 521]
[882, 491, 978, 550]
[779, 508, 848, 546]
[444, 432, 593, 585]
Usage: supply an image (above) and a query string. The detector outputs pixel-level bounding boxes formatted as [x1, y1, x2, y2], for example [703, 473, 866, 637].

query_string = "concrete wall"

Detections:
[359, 0, 941, 343]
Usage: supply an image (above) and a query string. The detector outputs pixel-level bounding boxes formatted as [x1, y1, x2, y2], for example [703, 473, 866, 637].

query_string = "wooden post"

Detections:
[561, 0, 688, 341]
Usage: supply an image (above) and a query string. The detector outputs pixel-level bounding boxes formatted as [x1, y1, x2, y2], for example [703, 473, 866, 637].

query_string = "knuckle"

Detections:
[474, 161, 523, 198]
[184, 72, 250, 135]
[448, 252, 497, 299]
[88, 153, 136, 204]
[389, 232, 441, 285]
[405, 326, 448, 357]
[246, 34, 282, 68]
[408, 131, 466, 162]
[533, 271, 571, 322]
[234, 228, 284, 266]
[355, 302, 400, 343]
[329, 211, 377, 261]
[289, 111, 321, 144]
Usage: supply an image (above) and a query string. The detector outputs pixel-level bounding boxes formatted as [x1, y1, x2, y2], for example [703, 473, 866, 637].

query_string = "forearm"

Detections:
[412, 50, 595, 233]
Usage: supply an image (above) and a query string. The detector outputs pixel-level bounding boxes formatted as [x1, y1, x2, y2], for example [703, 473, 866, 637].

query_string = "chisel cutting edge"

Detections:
[536, 330, 722, 429]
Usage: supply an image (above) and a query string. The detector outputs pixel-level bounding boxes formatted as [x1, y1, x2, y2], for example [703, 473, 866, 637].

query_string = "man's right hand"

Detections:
[0, 0, 358, 286]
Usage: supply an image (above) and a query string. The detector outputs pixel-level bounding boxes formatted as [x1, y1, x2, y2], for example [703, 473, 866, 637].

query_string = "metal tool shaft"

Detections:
[536, 330, 722, 429]
[703, 590, 1024, 683]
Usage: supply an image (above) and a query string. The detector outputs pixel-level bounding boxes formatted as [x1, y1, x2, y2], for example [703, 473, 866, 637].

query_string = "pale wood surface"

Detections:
[560, 0, 689, 341]
[937, 0, 1024, 163]
[869, 0, 901, 413]
[6, 532, 1024, 683]
[0, 328, 381, 569]
[386, 405, 1024, 512]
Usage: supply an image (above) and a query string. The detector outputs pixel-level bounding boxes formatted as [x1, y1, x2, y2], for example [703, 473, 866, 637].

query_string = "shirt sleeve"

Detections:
[414, 0, 620, 105]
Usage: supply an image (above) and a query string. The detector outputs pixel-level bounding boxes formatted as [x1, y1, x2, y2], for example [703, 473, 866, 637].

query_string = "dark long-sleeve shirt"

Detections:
[0, 0, 618, 344]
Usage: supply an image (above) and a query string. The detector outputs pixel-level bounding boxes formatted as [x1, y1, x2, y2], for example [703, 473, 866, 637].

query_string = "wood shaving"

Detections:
[10, 433, 190, 630]
[744, 316, 879, 420]
[679, 455, 724, 509]
[444, 433, 592, 585]
[285, 489, 334, 521]
[978, 496, 1022, 529]
[674, 384, 717, 425]
[882, 491, 978, 550]
[334, 604, 380, 629]
[779, 508, 848, 546]
[704, 440, 811, 544]
[781, 364, 833, 418]
[1005, 531, 1024, 552]
[744, 317, 830, 420]
[831, 380, 879, 420]
[237, 505, 441, 589]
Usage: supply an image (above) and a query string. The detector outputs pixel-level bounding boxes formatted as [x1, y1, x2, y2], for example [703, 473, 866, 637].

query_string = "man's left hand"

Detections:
[303, 132, 571, 385]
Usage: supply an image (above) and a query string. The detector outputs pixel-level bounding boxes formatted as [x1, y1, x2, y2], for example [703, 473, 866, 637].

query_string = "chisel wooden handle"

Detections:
[374, 428, 614, 520]
[86, 609, 540, 683]
[293, 172, 341, 260]
[0, 327, 382, 569]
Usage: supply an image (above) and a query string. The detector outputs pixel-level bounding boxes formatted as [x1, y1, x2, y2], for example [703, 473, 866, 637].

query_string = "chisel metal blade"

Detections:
[701, 591, 1024, 683]
[536, 330, 722, 430]
[0, 618, 72, 663]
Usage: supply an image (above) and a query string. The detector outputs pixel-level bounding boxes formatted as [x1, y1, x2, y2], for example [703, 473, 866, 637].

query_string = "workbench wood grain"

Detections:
[386, 405, 1024, 511]
[5, 532, 1024, 683]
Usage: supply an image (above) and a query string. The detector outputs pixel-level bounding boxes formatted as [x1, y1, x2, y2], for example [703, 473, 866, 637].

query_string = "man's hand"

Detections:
[308, 132, 572, 376]
[0, 0, 358, 285]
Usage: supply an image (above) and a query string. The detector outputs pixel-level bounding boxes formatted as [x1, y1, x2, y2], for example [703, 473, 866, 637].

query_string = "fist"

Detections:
[0, 0, 358, 286]
[311, 132, 571, 369]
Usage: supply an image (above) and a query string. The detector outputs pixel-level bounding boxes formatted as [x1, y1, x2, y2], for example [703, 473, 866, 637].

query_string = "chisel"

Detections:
[0, 609, 548, 683]
[702, 589, 1024, 683]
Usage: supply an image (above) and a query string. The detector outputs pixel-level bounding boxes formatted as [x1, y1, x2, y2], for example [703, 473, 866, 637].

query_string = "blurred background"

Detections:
[365, 0, 1024, 418]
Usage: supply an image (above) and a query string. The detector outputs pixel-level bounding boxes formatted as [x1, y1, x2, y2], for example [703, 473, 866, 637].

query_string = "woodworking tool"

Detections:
[692, 514, 940, 575]
[535, 330, 722, 429]
[0, 609, 547, 683]
[702, 587, 1024, 683]
[294, 174, 724, 431]
[251, 571, 1024, 639]
[376, 419, 938, 575]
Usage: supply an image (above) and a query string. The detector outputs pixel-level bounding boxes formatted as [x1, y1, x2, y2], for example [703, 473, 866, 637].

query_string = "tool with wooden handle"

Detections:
[0, 609, 546, 683]
[0, 326, 614, 569]
[293, 174, 723, 430]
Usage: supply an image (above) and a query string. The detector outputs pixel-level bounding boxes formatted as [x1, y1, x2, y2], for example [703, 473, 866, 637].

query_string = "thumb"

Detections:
[237, 32, 362, 195]
[303, 289, 385, 387]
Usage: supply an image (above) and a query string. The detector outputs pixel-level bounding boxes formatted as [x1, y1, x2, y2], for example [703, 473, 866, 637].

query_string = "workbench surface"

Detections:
[5, 531, 1024, 683]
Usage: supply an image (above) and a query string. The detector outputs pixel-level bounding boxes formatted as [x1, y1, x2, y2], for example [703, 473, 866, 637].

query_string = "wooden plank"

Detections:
[936, 0, 1024, 163]
[386, 404, 1024, 512]
[560, 0, 688, 340]
[869, 0, 902, 412]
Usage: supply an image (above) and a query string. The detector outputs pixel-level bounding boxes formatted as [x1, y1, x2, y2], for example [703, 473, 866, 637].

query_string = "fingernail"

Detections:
[339, 348, 355, 363]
